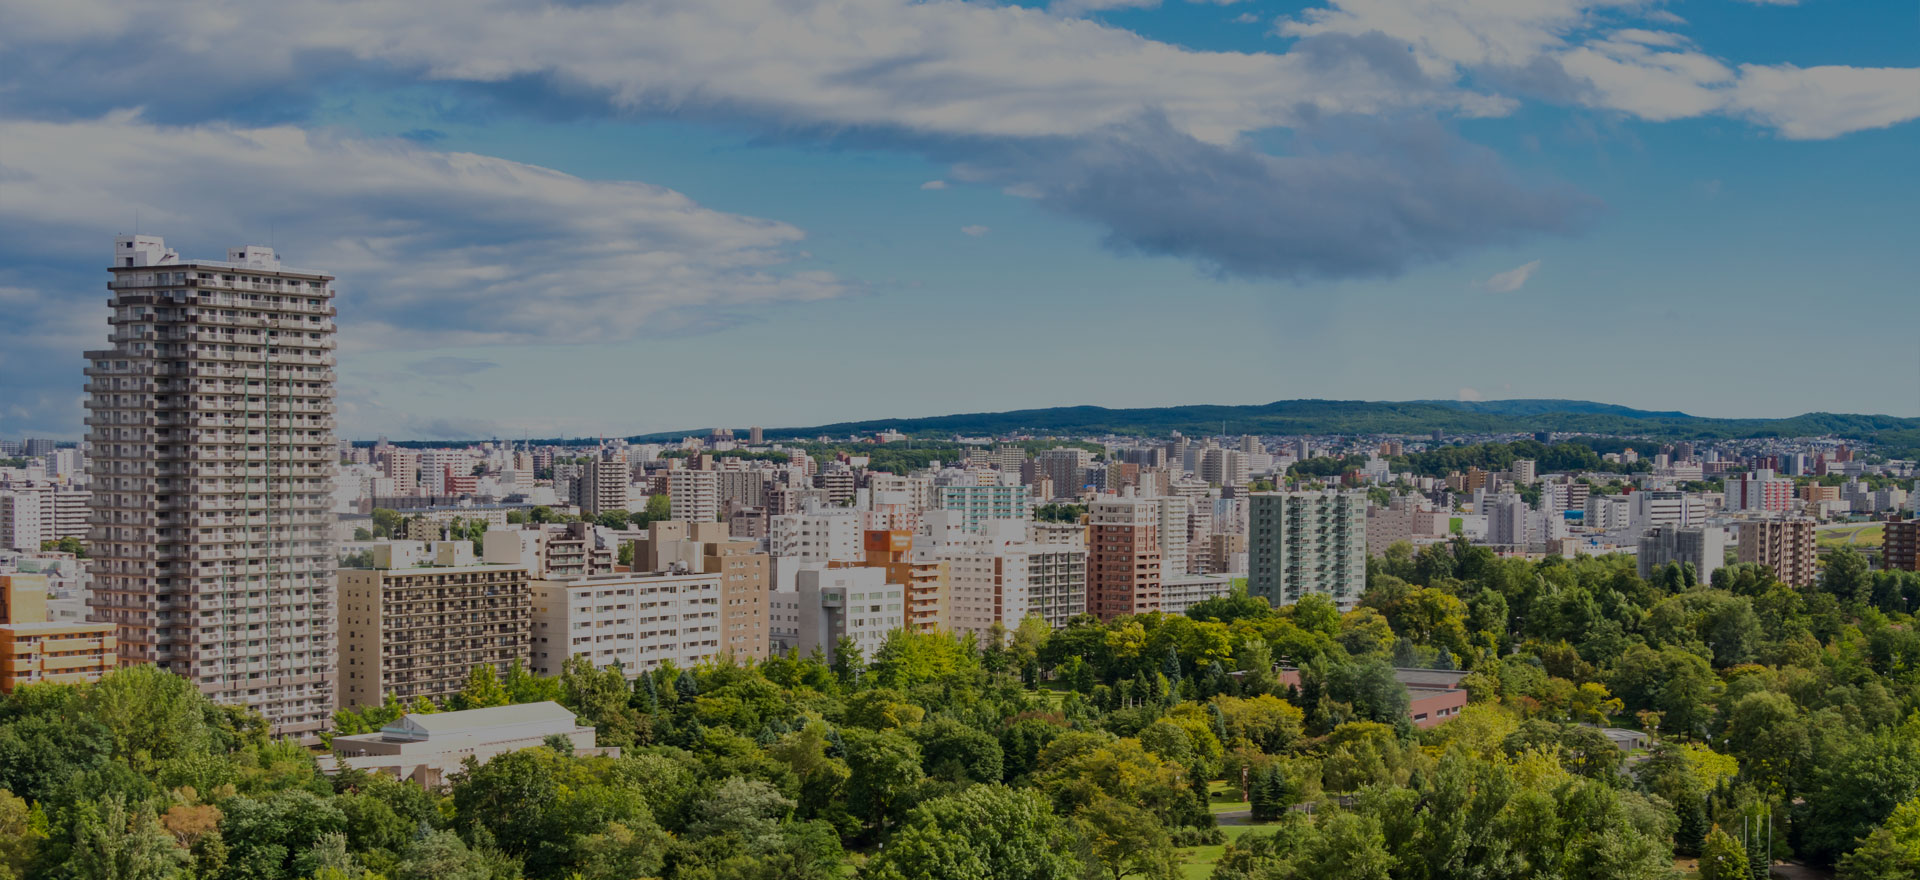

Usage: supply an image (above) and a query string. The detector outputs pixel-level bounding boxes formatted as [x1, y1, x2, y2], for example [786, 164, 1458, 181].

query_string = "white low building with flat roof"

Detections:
[327, 701, 612, 788]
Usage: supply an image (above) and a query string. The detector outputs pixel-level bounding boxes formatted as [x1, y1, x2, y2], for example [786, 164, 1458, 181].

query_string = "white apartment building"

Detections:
[1585, 495, 1631, 531]
[1629, 490, 1708, 529]
[770, 505, 864, 562]
[1027, 525, 1088, 629]
[0, 493, 43, 551]
[919, 513, 1031, 639]
[1153, 495, 1191, 577]
[668, 468, 720, 523]
[85, 236, 338, 741]
[783, 566, 901, 664]
[1637, 525, 1726, 584]
[1161, 574, 1233, 615]
[529, 569, 724, 677]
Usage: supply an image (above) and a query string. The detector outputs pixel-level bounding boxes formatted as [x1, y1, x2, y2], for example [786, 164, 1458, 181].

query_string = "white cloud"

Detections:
[1053, 0, 1159, 14]
[1729, 65, 1920, 139]
[1482, 259, 1542, 293]
[1734, 0, 1797, 5]
[961, 225, 992, 237]
[1278, 0, 1920, 138]
[1233, 13, 1261, 24]
[0, 114, 845, 348]
[920, 179, 949, 190]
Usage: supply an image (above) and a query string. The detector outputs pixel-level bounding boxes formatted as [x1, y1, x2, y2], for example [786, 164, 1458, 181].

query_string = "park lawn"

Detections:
[1179, 820, 1279, 879]
[1816, 523, 1883, 548]
[1208, 779, 1247, 813]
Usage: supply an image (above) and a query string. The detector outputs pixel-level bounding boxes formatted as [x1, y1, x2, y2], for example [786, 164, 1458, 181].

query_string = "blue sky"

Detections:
[1, 0, 1915, 440]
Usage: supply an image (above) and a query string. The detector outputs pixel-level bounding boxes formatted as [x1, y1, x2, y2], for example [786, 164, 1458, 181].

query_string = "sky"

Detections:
[1, 0, 1916, 441]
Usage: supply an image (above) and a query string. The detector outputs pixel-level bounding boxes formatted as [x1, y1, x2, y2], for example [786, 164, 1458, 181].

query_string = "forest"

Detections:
[4, 540, 1920, 880]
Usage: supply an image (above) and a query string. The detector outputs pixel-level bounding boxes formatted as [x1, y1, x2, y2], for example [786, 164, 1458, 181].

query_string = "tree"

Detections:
[40, 536, 86, 557]
[450, 664, 510, 711]
[864, 785, 1082, 880]
[1700, 827, 1749, 880]
[64, 795, 191, 880]
[0, 789, 43, 880]
[595, 510, 631, 530]
[1073, 796, 1179, 880]
[396, 829, 494, 880]
[1824, 547, 1872, 604]
[631, 494, 672, 528]
[842, 728, 925, 837]
[1839, 797, 1920, 880]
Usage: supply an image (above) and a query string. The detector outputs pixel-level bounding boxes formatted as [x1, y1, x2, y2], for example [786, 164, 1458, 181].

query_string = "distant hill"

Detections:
[618, 399, 1920, 451]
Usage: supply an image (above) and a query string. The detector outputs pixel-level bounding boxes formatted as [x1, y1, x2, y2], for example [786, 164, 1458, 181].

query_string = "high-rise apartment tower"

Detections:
[85, 235, 338, 741]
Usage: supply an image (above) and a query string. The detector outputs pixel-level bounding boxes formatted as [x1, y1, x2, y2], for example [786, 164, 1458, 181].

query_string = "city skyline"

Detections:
[2, 0, 1917, 440]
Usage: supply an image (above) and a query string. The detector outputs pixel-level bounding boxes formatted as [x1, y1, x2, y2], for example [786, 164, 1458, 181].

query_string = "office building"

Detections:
[86, 236, 338, 741]
[1087, 493, 1162, 620]
[0, 493, 43, 551]
[1736, 519, 1817, 587]
[1637, 526, 1726, 584]
[336, 542, 531, 710]
[1247, 490, 1367, 610]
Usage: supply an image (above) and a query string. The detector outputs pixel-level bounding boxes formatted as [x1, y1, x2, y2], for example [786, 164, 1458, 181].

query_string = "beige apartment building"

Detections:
[1736, 519, 1817, 587]
[337, 542, 530, 710]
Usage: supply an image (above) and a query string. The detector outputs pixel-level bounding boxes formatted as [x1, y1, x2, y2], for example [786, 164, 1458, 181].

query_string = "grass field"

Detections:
[1178, 781, 1283, 879]
[1816, 522, 1884, 548]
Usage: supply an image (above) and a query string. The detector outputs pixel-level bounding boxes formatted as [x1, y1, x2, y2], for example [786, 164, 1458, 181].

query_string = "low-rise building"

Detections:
[327, 701, 612, 788]
[0, 572, 115, 692]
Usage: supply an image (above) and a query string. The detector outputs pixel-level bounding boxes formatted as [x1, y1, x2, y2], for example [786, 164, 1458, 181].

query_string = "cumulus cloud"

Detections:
[920, 179, 949, 190]
[1481, 259, 1543, 293]
[0, 114, 843, 432]
[961, 225, 992, 237]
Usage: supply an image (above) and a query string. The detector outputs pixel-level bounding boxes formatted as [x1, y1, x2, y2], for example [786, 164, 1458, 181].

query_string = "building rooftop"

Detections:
[363, 701, 578, 744]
